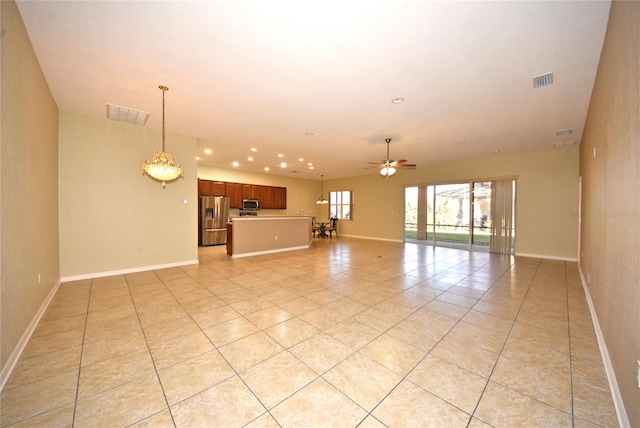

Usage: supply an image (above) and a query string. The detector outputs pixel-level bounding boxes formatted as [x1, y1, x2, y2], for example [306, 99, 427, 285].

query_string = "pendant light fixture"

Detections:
[142, 85, 184, 188]
[316, 174, 329, 204]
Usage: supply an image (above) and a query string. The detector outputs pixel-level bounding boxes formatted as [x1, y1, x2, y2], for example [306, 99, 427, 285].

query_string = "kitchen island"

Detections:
[226, 216, 313, 258]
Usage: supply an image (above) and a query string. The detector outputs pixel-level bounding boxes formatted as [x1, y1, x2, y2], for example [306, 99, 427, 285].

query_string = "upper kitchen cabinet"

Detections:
[226, 182, 243, 208]
[260, 186, 275, 209]
[198, 179, 286, 209]
[274, 187, 287, 209]
[212, 181, 226, 196]
[242, 184, 261, 200]
[198, 179, 212, 196]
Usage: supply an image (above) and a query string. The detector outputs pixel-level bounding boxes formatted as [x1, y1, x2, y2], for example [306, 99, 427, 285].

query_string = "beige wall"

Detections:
[0, 1, 60, 368]
[328, 147, 580, 259]
[580, 0, 639, 425]
[58, 112, 198, 278]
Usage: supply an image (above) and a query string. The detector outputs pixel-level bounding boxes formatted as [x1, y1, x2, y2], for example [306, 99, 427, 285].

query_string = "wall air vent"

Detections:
[533, 73, 553, 88]
[106, 103, 149, 126]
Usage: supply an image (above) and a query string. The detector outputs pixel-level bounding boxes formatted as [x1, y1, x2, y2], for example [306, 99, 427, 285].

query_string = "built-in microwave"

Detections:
[242, 199, 260, 210]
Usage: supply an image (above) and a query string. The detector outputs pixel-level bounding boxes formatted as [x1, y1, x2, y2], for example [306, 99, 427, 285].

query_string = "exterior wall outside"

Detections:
[0, 1, 60, 370]
[579, 0, 640, 425]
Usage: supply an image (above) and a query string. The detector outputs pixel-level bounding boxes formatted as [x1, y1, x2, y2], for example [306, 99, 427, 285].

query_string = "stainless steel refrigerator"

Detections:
[200, 196, 230, 246]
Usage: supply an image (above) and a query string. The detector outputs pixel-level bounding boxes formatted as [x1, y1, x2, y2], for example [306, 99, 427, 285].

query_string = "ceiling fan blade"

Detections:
[364, 138, 416, 174]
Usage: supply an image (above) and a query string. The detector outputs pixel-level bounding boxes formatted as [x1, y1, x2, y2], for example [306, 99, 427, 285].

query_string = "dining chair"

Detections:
[329, 217, 338, 239]
[311, 217, 319, 237]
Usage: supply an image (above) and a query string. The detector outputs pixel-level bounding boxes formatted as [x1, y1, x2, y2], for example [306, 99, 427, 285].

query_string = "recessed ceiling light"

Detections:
[556, 129, 573, 136]
[280, 162, 287, 168]
[309, 166, 314, 170]
[298, 158, 304, 162]
[305, 132, 314, 136]
[457, 141, 465, 146]
[251, 148, 257, 152]
[494, 149, 501, 153]
[391, 97, 405, 104]
[278, 154, 284, 158]
[307, 162, 313, 166]
[232, 161, 239, 167]
[264, 167, 270, 171]
[196, 156, 200, 160]
[248, 157, 253, 161]
[204, 149, 212, 155]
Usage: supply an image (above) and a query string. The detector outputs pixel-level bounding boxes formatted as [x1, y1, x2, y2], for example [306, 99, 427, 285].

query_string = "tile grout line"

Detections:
[125, 271, 179, 428]
[70, 278, 94, 428]
[464, 255, 541, 426]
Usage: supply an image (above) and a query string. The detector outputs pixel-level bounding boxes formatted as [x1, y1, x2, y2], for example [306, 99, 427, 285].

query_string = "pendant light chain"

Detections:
[160, 85, 168, 152]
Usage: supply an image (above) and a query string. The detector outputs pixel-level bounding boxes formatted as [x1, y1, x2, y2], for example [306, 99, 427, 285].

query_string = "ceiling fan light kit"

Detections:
[380, 165, 397, 177]
[368, 138, 416, 178]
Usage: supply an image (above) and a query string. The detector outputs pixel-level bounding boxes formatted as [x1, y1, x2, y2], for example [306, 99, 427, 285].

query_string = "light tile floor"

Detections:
[1, 238, 620, 427]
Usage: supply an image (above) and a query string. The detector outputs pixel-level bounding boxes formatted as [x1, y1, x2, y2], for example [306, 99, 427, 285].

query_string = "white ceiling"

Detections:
[16, 1, 611, 181]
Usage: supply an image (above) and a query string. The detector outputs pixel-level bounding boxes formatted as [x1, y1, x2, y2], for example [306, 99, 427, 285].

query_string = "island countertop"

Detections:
[230, 215, 313, 220]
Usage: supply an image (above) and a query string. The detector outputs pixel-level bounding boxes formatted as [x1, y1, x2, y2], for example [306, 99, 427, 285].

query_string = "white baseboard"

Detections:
[578, 265, 630, 428]
[232, 245, 310, 259]
[340, 234, 403, 243]
[60, 259, 200, 283]
[515, 252, 578, 262]
[0, 280, 62, 392]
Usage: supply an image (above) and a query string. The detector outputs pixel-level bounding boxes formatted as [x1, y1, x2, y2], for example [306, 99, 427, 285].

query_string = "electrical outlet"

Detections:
[38, 273, 41, 284]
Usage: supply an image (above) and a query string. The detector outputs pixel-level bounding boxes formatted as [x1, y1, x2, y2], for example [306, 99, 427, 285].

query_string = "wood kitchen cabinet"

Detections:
[259, 186, 269, 208]
[212, 181, 226, 196]
[242, 184, 260, 200]
[260, 186, 275, 209]
[199, 179, 287, 209]
[226, 183, 243, 208]
[198, 179, 212, 196]
[274, 187, 287, 209]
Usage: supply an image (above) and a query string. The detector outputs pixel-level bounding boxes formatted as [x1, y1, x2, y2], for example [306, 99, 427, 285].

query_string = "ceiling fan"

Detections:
[366, 138, 417, 177]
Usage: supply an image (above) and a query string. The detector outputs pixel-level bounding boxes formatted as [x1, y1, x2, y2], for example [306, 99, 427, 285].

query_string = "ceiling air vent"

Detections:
[533, 73, 553, 88]
[106, 103, 149, 126]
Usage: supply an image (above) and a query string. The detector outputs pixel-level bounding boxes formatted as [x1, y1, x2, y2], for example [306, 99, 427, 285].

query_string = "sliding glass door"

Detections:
[404, 180, 516, 253]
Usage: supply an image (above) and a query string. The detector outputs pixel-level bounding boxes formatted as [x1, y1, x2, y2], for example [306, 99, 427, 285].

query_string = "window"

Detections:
[329, 190, 352, 220]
